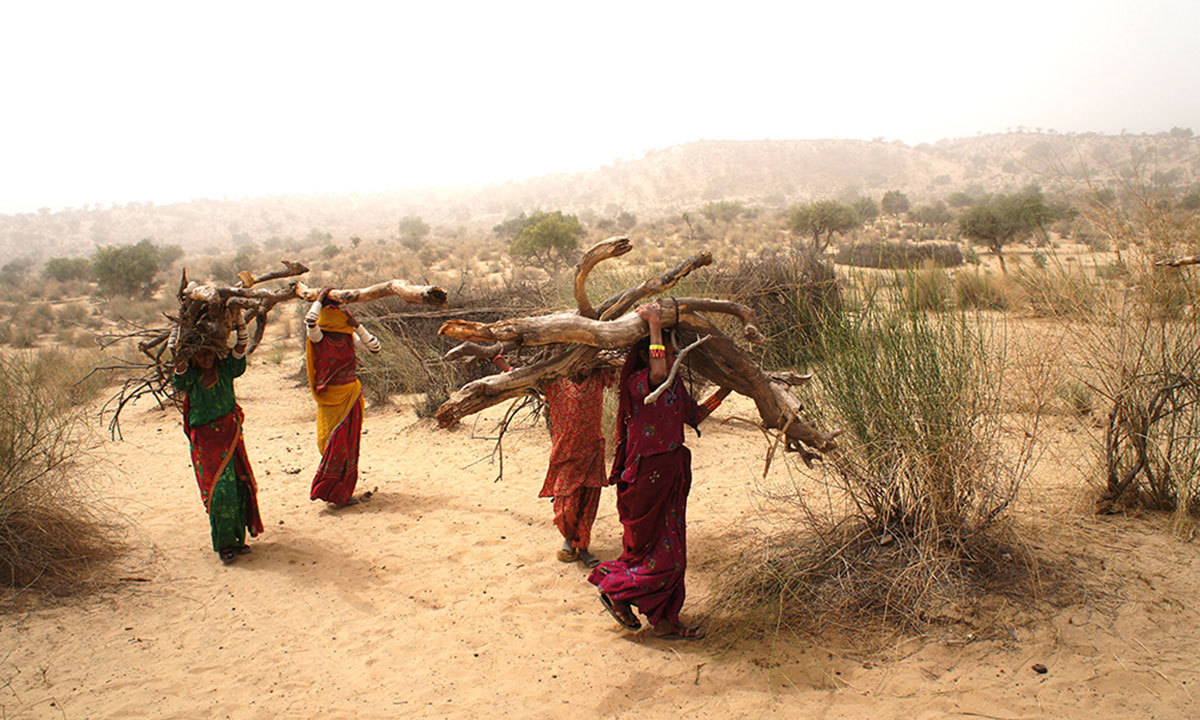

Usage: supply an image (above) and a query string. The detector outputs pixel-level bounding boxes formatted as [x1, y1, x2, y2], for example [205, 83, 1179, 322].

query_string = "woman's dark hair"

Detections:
[630, 336, 651, 372]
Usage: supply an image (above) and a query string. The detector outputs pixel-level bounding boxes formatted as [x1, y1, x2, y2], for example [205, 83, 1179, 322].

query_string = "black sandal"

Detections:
[218, 548, 237, 564]
[599, 592, 641, 630]
[235, 545, 251, 556]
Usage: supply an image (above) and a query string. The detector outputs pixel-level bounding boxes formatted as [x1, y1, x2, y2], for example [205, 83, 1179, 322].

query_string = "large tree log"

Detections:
[294, 280, 448, 307]
[435, 246, 714, 427]
[596, 251, 713, 319]
[438, 298, 761, 347]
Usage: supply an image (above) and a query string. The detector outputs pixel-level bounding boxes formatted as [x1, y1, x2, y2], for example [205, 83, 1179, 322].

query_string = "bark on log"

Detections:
[295, 280, 448, 307]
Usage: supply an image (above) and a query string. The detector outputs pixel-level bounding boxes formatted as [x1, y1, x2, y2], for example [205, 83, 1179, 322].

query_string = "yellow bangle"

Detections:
[649, 344, 665, 351]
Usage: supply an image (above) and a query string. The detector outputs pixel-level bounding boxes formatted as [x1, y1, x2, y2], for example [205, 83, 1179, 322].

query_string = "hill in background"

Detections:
[1, 130, 1196, 267]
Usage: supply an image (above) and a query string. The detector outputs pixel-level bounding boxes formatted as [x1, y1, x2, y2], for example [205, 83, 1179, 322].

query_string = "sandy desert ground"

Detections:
[3, 340, 1200, 719]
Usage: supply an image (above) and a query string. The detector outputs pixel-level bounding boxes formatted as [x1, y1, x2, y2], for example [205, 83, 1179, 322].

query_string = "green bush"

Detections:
[43, 257, 94, 282]
[92, 239, 163, 297]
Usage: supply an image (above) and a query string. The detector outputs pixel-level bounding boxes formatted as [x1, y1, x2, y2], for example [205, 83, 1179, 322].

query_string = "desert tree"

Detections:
[91, 238, 164, 297]
[909, 201, 953, 228]
[957, 186, 1054, 273]
[788, 200, 860, 252]
[507, 211, 585, 271]
[398, 216, 431, 250]
[881, 189, 910, 216]
[699, 200, 746, 226]
[853, 196, 879, 224]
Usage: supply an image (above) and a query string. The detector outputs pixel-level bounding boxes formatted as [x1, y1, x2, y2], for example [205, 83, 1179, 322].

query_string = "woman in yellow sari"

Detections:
[304, 288, 381, 507]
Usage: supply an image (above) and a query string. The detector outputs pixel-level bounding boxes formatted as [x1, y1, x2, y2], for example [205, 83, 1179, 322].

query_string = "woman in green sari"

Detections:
[170, 319, 263, 564]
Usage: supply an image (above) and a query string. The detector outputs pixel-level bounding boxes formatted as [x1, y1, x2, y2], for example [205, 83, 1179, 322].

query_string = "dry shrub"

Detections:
[835, 240, 963, 269]
[1055, 154, 1200, 522]
[353, 271, 546, 411]
[1082, 302, 1200, 519]
[1, 349, 121, 601]
[708, 289, 1041, 640]
[693, 249, 841, 369]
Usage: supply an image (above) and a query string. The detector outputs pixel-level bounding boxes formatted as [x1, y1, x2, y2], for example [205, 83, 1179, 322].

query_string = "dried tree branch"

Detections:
[294, 280, 448, 307]
[574, 236, 632, 318]
[645, 334, 711, 404]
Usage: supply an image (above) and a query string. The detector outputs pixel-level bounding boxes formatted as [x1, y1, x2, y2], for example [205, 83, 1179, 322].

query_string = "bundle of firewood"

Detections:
[100, 259, 447, 435]
[435, 237, 839, 463]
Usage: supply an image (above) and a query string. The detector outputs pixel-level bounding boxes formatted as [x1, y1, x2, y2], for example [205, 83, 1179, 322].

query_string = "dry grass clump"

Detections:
[955, 268, 1018, 310]
[707, 288, 1042, 641]
[0, 349, 122, 602]
[1009, 263, 1100, 318]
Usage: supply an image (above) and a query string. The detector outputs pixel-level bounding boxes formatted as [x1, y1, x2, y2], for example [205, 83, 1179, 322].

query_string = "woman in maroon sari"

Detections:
[587, 301, 732, 640]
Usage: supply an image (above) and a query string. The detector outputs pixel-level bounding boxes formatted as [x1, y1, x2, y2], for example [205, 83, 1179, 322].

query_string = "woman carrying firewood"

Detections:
[170, 317, 264, 564]
[493, 352, 615, 568]
[304, 287, 381, 507]
[588, 301, 732, 640]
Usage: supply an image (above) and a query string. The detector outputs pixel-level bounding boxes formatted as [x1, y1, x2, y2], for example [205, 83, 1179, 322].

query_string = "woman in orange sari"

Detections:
[304, 288, 381, 507]
[170, 319, 263, 564]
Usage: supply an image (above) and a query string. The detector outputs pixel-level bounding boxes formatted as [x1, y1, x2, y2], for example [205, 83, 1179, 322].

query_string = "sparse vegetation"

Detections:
[1, 349, 120, 600]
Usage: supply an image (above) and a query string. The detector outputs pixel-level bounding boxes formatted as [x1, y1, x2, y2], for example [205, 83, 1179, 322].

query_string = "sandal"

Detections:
[556, 547, 579, 563]
[235, 545, 252, 556]
[654, 624, 706, 641]
[218, 548, 237, 564]
[599, 592, 641, 631]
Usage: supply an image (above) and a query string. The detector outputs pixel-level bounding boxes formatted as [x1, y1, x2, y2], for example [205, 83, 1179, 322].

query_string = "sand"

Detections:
[3, 346, 1200, 719]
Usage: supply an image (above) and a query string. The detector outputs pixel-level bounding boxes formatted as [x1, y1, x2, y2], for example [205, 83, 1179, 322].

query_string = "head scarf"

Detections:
[316, 304, 356, 334]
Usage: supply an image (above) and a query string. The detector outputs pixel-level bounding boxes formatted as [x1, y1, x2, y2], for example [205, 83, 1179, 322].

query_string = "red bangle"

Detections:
[494, 354, 505, 363]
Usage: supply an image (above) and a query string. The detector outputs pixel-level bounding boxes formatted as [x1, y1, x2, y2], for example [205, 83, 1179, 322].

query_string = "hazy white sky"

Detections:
[1, 0, 1197, 213]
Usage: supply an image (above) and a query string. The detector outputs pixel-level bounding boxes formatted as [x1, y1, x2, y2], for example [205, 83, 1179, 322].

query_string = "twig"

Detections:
[645, 335, 711, 404]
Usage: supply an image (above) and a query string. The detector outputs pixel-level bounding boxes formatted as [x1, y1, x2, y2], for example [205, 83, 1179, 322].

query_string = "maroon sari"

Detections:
[588, 354, 700, 628]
